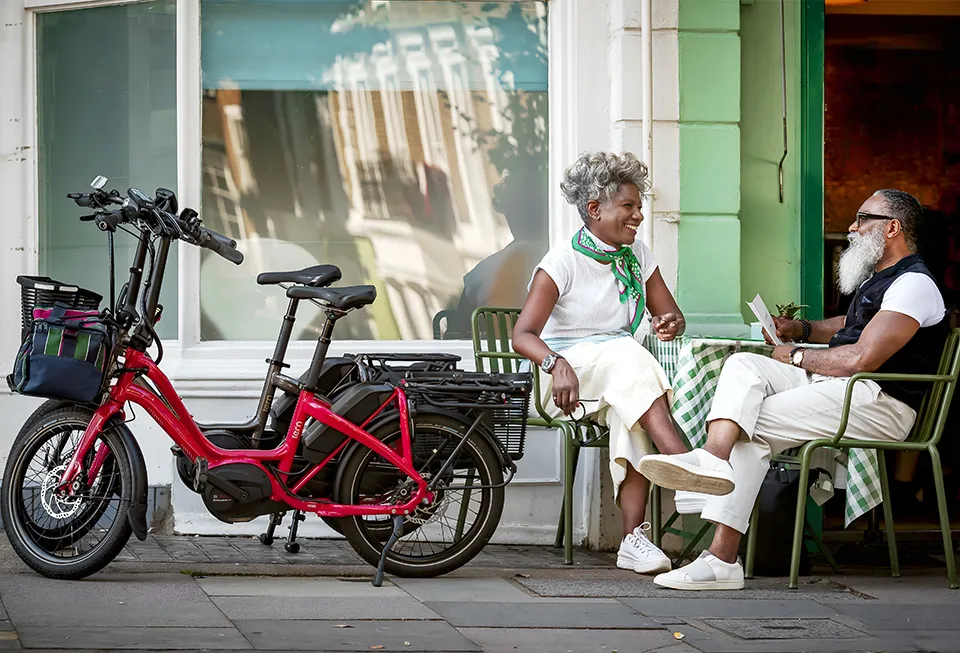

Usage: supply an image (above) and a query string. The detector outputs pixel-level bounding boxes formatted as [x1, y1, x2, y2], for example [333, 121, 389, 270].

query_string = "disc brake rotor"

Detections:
[40, 464, 83, 520]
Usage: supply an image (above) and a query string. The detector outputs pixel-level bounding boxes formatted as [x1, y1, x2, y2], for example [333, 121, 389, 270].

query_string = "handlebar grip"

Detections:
[199, 227, 243, 265]
[207, 230, 237, 250]
[95, 210, 125, 232]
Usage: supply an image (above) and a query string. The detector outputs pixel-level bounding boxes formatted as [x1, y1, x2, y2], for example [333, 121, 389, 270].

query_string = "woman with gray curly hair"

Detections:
[513, 151, 689, 576]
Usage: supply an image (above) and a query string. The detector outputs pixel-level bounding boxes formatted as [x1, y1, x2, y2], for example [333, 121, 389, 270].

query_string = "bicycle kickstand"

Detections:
[259, 511, 285, 546]
[372, 515, 405, 588]
[284, 510, 305, 554]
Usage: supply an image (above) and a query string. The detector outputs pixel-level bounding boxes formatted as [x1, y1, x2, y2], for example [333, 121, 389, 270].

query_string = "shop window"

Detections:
[199, 1, 549, 341]
[37, 1, 178, 340]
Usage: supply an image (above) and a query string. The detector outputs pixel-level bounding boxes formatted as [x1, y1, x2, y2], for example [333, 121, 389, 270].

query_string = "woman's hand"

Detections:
[549, 358, 581, 416]
[764, 316, 802, 344]
[652, 312, 684, 342]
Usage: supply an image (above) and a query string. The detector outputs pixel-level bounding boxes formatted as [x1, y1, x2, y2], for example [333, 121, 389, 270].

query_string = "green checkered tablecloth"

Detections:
[651, 337, 881, 527]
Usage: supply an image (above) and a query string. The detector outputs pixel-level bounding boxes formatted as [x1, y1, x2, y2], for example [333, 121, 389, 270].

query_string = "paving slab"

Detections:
[665, 623, 885, 653]
[515, 577, 870, 601]
[872, 629, 960, 653]
[701, 618, 865, 640]
[16, 626, 251, 650]
[392, 577, 536, 602]
[234, 619, 479, 651]
[424, 600, 657, 629]
[621, 598, 841, 619]
[829, 574, 960, 604]
[212, 596, 440, 621]
[827, 603, 960, 631]
[0, 630, 19, 651]
[198, 576, 407, 598]
[0, 573, 229, 628]
[457, 627, 682, 653]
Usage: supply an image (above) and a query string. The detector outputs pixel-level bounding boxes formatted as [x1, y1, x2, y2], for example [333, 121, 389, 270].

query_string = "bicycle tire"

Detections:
[1, 406, 133, 580]
[337, 414, 504, 578]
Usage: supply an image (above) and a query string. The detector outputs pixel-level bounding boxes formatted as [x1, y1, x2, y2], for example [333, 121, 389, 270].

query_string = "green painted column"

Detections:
[676, 0, 747, 337]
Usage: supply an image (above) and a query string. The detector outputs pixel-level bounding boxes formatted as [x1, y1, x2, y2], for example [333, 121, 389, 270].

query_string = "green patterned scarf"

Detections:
[571, 226, 646, 335]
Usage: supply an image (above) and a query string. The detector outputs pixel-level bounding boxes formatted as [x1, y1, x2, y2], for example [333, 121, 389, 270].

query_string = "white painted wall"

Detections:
[0, 0, 682, 548]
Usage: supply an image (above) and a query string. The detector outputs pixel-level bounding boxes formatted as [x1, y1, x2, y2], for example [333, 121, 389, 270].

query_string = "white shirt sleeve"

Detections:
[635, 241, 658, 282]
[880, 272, 946, 328]
[530, 248, 573, 296]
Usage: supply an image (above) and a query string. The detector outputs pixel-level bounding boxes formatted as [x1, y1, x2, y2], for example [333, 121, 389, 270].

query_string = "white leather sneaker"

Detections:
[654, 551, 745, 590]
[639, 448, 735, 496]
[674, 489, 708, 515]
[616, 522, 671, 574]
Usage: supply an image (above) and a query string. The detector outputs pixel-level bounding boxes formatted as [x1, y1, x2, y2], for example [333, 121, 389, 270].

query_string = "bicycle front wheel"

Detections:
[337, 414, 505, 578]
[1, 407, 133, 579]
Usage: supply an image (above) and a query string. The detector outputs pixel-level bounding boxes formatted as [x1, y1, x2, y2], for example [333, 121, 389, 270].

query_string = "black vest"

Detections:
[829, 254, 947, 411]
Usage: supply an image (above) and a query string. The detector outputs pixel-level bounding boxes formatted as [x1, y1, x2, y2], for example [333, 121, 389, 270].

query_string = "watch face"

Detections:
[541, 355, 555, 371]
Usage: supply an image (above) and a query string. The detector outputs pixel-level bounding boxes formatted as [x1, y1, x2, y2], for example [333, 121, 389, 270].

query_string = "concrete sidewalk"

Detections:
[2, 533, 960, 653]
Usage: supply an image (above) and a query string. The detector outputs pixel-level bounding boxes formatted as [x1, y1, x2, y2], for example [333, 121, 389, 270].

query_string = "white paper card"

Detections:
[746, 294, 783, 346]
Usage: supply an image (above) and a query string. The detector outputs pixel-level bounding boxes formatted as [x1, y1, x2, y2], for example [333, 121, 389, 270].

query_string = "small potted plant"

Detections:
[776, 302, 808, 320]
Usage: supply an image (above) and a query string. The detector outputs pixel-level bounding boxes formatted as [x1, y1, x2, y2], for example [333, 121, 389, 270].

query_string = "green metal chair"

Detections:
[782, 327, 960, 589]
[471, 306, 696, 564]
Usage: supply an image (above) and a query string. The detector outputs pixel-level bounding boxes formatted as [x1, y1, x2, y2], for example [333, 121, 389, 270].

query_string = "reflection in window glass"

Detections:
[199, 1, 548, 341]
[37, 2, 178, 339]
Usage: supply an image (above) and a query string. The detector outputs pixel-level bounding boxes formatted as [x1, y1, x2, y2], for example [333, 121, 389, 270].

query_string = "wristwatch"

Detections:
[790, 347, 805, 368]
[540, 353, 560, 373]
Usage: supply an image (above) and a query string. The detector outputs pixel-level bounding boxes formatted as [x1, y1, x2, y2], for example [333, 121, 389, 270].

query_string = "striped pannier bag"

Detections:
[9, 303, 112, 404]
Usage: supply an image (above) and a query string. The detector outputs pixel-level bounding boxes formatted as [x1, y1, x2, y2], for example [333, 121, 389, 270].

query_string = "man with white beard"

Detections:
[638, 189, 947, 591]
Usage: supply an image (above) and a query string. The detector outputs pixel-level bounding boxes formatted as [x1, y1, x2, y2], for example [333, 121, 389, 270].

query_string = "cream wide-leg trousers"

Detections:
[538, 336, 673, 504]
[701, 352, 916, 534]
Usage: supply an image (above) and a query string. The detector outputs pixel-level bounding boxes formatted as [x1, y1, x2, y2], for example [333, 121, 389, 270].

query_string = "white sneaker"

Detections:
[639, 448, 735, 496]
[674, 489, 708, 515]
[616, 522, 671, 574]
[654, 551, 745, 591]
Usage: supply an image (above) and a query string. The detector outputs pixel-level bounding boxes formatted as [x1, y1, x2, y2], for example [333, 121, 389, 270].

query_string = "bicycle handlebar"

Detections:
[196, 227, 244, 265]
[69, 186, 244, 266]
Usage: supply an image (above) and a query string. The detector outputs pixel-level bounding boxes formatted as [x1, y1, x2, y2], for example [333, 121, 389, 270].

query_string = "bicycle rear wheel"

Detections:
[337, 414, 504, 578]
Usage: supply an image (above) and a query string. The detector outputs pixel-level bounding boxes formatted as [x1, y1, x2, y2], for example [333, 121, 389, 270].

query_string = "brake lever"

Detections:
[79, 214, 97, 222]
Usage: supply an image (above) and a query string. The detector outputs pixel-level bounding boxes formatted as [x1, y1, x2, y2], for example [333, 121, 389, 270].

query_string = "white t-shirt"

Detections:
[880, 272, 946, 327]
[530, 234, 658, 349]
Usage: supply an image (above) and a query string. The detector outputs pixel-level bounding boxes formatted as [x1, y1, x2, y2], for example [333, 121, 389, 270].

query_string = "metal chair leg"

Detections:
[563, 435, 579, 565]
[745, 499, 759, 579]
[651, 484, 662, 548]
[877, 451, 900, 578]
[789, 448, 815, 589]
[929, 446, 958, 589]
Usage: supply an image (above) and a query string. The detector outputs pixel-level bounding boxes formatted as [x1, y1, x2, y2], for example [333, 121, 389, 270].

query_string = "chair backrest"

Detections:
[471, 306, 557, 422]
[911, 327, 960, 446]
[471, 306, 524, 374]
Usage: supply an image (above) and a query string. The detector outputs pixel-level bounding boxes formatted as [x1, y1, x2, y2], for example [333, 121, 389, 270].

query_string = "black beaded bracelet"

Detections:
[800, 319, 812, 343]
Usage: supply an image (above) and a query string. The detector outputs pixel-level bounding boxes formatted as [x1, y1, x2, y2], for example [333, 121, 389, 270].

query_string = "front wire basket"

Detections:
[402, 372, 532, 461]
[16, 276, 102, 340]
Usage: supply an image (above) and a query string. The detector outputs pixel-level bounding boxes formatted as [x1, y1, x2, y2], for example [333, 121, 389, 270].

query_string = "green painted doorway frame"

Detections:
[800, 0, 825, 321]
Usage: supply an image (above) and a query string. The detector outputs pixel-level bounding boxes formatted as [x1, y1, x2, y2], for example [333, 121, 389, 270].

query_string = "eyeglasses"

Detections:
[855, 211, 897, 229]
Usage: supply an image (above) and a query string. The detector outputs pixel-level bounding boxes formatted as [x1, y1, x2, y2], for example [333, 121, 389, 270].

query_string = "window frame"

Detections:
[20, 0, 584, 383]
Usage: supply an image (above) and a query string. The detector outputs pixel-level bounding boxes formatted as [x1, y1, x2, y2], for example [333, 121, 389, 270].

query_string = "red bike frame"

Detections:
[58, 349, 433, 517]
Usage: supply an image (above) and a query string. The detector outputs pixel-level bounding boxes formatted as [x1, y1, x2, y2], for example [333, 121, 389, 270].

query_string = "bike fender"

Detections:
[108, 417, 150, 541]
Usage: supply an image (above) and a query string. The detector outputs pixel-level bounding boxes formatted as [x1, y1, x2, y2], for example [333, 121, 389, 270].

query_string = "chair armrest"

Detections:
[832, 372, 952, 445]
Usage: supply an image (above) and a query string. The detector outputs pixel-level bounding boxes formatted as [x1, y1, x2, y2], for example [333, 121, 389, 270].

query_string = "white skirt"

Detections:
[537, 336, 673, 505]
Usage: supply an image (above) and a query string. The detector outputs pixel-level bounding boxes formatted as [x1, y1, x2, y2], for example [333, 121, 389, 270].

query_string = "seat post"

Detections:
[251, 297, 300, 445]
[303, 312, 338, 393]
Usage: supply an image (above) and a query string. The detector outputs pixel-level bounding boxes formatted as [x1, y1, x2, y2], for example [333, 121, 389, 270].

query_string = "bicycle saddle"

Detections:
[287, 284, 377, 311]
[256, 264, 341, 287]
